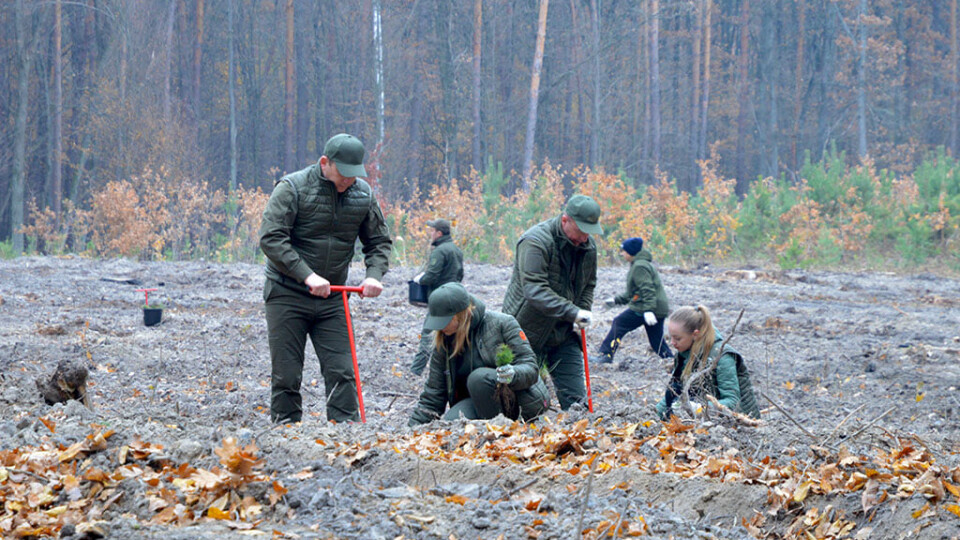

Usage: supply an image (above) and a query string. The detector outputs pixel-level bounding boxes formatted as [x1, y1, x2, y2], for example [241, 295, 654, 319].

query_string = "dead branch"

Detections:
[759, 390, 820, 444]
[506, 477, 539, 497]
[575, 455, 599, 538]
[704, 395, 762, 427]
[845, 406, 896, 443]
[822, 404, 866, 445]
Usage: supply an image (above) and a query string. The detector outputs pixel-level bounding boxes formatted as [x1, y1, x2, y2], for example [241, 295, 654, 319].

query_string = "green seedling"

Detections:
[494, 344, 519, 420]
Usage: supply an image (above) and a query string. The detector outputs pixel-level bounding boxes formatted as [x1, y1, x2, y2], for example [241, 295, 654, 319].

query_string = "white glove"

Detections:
[574, 310, 593, 329]
[643, 312, 657, 326]
[604, 297, 616, 308]
[496, 365, 515, 384]
[672, 400, 702, 416]
[413, 272, 424, 284]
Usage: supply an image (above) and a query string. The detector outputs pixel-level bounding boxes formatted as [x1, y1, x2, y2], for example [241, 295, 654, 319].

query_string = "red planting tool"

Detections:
[135, 288, 158, 306]
[329, 285, 366, 423]
[580, 327, 594, 413]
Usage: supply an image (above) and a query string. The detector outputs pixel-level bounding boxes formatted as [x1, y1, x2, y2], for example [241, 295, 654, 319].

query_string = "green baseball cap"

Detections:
[564, 194, 603, 235]
[423, 283, 472, 331]
[323, 133, 367, 178]
[426, 218, 451, 235]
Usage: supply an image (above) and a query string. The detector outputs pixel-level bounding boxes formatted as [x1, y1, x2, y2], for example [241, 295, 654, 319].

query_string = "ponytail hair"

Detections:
[668, 305, 716, 381]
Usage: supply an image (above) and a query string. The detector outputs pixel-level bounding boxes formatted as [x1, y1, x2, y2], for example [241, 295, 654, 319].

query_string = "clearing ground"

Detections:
[1, 256, 959, 539]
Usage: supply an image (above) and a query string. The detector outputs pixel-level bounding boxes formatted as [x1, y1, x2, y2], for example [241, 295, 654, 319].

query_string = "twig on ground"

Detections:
[759, 390, 820, 444]
[704, 395, 762, 427]
[822, 404, 866, 445]
[378, 391, 419, 398]
[575, 455, 599, 539]
[507, 478, 540, 498]
[8, 468, 49, 482]
[845, 406, 896, 443]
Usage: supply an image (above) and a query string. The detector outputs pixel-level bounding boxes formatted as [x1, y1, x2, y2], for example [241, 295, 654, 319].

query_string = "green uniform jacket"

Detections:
[502, 216, 597, 353]
[614, 249, 669, 318]
[259, 162, 392, 288]
[655, 334, 760, 419]
[409, 297, 549, 426]
[418, 234, 464, 292]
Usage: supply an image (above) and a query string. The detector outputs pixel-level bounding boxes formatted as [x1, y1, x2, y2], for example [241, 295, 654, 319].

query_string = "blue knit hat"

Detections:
[621, 237, 644, 256]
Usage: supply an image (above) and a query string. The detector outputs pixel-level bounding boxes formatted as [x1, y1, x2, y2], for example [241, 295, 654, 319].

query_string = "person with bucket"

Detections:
[409, 283, 550, 426]
[410, 218, 464, 375]
[502, 194, 601, 410]
[260, 133, 392, 424]
[593, 236, 673, 364]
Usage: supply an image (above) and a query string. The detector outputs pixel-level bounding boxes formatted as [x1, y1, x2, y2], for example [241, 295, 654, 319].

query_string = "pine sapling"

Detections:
[494, 343, 519, 420]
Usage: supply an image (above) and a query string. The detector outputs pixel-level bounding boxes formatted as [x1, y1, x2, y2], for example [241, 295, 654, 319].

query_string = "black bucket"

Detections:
[408, 281, 429, 307]
[143, 307, 163, 327]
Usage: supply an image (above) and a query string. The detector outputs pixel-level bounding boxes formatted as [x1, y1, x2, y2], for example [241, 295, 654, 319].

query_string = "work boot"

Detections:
[590, 353, 613, 365]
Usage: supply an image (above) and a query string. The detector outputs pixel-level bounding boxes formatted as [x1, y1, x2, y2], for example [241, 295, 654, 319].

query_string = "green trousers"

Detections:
[264, 279, 359, 423]
[442, 368, 549, 421]
[537, 332, 587, 410]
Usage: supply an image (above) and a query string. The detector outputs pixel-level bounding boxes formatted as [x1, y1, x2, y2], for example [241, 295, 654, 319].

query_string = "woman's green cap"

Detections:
[423, 283, 471, 331]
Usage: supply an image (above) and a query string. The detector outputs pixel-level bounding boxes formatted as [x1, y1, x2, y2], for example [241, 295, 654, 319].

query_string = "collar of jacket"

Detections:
[432, 234, 453, 247]
[551, 215, 593, 251]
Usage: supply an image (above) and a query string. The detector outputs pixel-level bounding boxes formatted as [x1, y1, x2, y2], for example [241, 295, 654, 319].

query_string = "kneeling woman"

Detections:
[656, 305, 761, 420]
[409, 283, 550, 426]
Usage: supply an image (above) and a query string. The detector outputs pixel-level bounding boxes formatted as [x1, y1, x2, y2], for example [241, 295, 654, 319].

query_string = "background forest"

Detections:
[1, 0, 958, 270]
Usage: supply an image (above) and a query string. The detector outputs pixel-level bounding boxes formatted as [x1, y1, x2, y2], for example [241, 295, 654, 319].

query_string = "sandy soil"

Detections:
[1, 256, 959, 539]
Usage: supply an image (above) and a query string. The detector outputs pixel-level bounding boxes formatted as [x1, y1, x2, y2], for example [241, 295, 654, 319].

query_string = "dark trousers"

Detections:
[410, 328, 434, 375]
[537, 332, 587, 410]
[599, 309, 673, 360]
[264, 279, 359, 424]
[443, 368, 549, 421]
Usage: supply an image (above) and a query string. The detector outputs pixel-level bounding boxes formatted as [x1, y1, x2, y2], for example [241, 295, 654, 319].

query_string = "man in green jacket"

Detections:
[502, 194, 601, 410]
[596, 237, 673, 363]
[410, 218, 464, 375]
[259, 133, 392, 424]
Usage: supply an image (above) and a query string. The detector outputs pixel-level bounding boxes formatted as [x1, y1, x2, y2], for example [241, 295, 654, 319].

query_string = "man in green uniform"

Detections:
[410, 218, 464, 375]
[259, 133, 392, 424]
[502, 194, 601, 410]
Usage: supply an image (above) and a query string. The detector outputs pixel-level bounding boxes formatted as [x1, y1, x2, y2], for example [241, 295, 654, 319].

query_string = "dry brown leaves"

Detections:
[0, 425, 283, 537]
[319, 416, 960, 539]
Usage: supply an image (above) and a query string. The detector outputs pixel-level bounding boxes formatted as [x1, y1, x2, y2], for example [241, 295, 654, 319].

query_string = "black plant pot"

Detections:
[143, 307, 163, 327]
[408, 280, 429, 307]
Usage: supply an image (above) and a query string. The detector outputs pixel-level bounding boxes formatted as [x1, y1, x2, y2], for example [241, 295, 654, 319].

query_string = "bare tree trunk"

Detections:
[472, 0, 483, 172]
[857, 0, 868, 159]
[762, 1, 779, 178]
[521, 0, 550, 190]
[12, 0, 31, 254]
[52, 0, 63, 224]
[951, 0, 958, 155]
[699, 0, 712, 162]
[649, 0, 661, 167]
[228, 0, 237, 192]
[164, 0, 175, 126]
[690, 0, 702, 190]
[570, 0, 588, 165]
[374, 0, 385, 149]
[284, 0, 295, 173]
[642, 0, 652, 182]
[735, 0, 750, 195]
[193, 0, 204, 135]
[792, 1, 805, 169]
[589, 0, 600, 169]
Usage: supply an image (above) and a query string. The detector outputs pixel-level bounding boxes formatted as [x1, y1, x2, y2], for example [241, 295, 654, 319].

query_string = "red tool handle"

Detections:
[338, 290, 366, 423]
[330, 286, 364, 294]
[580, 327, 594, 413]
[135, 288, 158, 306]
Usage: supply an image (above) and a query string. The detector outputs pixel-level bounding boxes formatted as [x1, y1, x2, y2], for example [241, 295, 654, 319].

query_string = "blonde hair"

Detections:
[434, 304, 474, 358]
[668, 305, 716, 381]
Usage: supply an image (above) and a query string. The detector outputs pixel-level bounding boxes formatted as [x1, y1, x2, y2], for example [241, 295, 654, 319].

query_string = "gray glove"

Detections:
[603, 297, 616, 308]
[574, 310, 593, 329]
[496, 364, 515, 384]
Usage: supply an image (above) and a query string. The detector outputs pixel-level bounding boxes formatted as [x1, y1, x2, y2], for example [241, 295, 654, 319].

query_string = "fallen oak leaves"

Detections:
[0, 428, 286, 537]
[322, 417, 960, 538]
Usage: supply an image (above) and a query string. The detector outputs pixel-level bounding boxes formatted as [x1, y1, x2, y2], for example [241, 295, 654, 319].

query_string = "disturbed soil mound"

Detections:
[1, 257, 959, 539]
